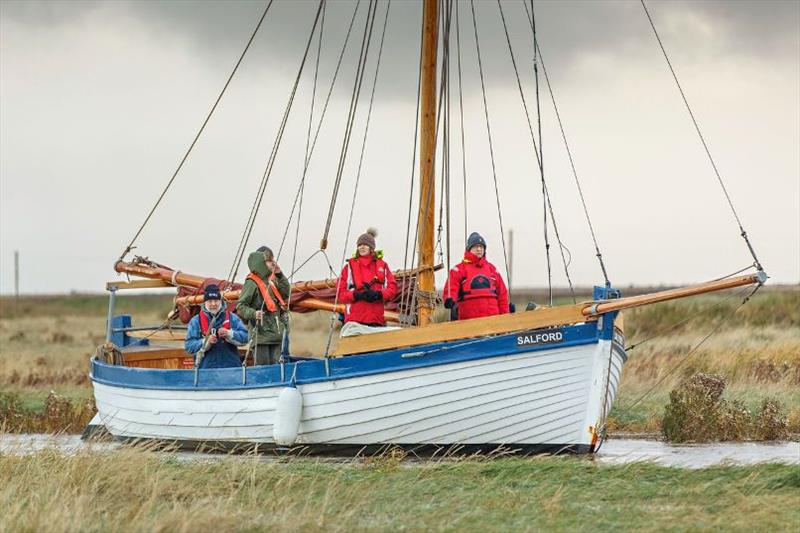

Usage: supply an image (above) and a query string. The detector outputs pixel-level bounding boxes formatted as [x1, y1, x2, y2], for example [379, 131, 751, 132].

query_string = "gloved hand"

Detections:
[444, 298, 455, 309]
[353, 290, 367, 302]
[365, 289, 383, 302]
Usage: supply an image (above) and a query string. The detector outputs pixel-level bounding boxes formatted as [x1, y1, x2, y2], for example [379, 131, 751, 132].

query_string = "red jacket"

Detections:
[442, 251, 509, 320]
[337, 254, 398, 326]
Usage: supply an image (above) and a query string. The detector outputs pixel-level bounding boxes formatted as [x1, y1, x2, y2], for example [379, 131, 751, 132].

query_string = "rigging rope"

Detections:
[118, 0, 275, 261]
[625, 267, 755, 351]
[640, 0, 764, 272]
[288, 0, 327, 282]
[321, 0, 379, 251]
[498, 0, 575, 302]
[521, 1, 611, 289]
[468, 0, 511, 287]
[276, 0, 363, 261]
[529, 0, 553, 306]
[621, 283, 762, 413]
[340, 0, 392, 263]
[403, 0, 454, 323]
[227, 0, 325, 283]
[282, 0, 328, 354]
[324, 0, 392, 355]
[399, 6, 426, 325]
[454, 0, 468, 244]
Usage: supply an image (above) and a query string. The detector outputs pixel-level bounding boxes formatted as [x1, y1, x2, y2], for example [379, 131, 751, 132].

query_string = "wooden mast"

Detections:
[417, 0, 439, 326]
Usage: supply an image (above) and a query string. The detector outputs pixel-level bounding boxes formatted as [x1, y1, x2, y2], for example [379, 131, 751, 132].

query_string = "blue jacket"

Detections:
[185, 308, 249, 355]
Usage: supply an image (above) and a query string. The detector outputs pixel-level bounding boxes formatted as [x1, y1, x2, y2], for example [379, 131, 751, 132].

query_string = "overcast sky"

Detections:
[1, 0, 798, 294]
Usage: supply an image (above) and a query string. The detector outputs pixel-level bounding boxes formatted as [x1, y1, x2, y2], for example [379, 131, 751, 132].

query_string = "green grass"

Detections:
[1, 451, 798, 532]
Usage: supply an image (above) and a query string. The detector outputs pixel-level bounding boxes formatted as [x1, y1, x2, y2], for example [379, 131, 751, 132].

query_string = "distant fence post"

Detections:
[14, 250, 19, 301]
[508, 229, 514, 292]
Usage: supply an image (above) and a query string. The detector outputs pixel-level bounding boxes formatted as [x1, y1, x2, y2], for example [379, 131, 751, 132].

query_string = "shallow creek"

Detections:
[1, 434, 797, 469]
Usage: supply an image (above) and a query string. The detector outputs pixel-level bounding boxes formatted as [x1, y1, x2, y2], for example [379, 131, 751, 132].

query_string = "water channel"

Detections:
[1, 434, 798, 469]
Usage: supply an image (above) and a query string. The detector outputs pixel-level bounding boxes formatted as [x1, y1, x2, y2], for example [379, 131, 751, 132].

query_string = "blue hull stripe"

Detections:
[92, 321, 609, 392]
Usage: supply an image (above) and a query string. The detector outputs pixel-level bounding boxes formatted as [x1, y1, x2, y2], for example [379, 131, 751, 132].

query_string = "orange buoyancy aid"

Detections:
[199, 310, 231, 334]
[246, 272, 288, 313]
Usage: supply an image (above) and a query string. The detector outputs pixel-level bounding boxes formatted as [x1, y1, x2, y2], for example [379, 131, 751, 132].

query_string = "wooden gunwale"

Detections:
[332, 273, 763, 356]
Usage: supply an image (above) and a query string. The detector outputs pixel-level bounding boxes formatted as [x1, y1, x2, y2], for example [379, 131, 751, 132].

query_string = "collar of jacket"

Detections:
[463, 251, 484, 266]
[352, 249, 384, 260]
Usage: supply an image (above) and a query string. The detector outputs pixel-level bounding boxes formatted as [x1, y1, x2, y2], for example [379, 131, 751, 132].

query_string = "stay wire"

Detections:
[276, 0, 363, 260]
[436, 0, 452, 268]
[520, 1, 610, 287]
[469, 0, 511, 287]
[640, 0, 763, 272]
[284, 0, 328, 346]
[498, 0, 575, 301]
[321, 0, 379, 250]
[324, 0, 392, 354]
[529, 0, 552, 306]
[454, 0, 468, 244]
[288, 0, 327, 284]
[340, 0, 392, 266]
[403, 0, 452, 322]
[227, 0, 324, 283]
[625, 278, 751, 352]
[118, 0, 275, 261]
[400, 6, 426, 324]
[622, 283, 762, 413]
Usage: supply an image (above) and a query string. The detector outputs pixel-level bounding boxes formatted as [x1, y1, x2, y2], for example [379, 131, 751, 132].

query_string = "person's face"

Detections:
[357, 244, 372, 257]
[470, 244, 485, 258]
[205, 299, 222, 313]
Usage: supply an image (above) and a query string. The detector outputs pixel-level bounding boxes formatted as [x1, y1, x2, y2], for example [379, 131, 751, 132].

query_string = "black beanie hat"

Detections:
[203, 284, 222, 301]
[466, 232, 486, 251]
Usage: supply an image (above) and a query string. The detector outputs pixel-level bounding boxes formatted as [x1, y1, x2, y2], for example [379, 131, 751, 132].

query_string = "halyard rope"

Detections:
[119, 0, 275, 261]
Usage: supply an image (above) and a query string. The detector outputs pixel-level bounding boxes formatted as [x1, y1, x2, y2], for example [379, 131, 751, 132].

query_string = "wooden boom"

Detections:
[333, 271, 765, 356]
[114, 260, 435, 323]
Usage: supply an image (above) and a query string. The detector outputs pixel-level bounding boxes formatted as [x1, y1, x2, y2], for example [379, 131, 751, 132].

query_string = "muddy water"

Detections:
[1, 434, 797, 469]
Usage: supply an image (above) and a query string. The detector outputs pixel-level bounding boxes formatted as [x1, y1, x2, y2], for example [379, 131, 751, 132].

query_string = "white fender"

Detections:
[273, 387, 303, 446]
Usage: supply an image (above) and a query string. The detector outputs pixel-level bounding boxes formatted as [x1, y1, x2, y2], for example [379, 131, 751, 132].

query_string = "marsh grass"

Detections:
[0, 448, 798, 532]
[661, 373, 789, 442]
[0, 390, 96, 433]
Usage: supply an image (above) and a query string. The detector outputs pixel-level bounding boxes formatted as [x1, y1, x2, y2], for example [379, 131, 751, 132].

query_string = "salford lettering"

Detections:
[516, 329, 564, 347]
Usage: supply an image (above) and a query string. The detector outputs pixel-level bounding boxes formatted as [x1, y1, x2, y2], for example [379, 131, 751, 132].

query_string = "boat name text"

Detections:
[516, 329, 564, 347]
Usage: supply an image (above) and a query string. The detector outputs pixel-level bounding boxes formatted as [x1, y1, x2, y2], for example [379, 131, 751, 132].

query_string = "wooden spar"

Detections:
[114, 261, 206, 287]
[582, 272, 766, 316]
[332, 271, 765, 356]
[416, 0, 438, 327]
[115, 259, 435, 322]
[116, 260, 439, 292]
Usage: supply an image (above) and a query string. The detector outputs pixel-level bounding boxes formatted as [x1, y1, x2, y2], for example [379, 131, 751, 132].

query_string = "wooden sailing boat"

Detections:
[88, 0, 766, 454]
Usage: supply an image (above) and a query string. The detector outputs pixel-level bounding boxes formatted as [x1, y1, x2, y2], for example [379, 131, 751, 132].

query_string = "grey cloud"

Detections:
[4, 1, 797, 91]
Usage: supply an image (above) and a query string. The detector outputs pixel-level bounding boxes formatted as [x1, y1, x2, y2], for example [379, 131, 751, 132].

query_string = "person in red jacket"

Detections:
[442, 232, 510, 320]
[336, 228, 398, 326]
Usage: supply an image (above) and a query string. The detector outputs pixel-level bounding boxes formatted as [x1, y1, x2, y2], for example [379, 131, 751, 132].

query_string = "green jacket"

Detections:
[236, 251, 291, 345]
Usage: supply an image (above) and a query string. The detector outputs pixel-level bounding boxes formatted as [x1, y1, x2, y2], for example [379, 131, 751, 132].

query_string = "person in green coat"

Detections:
[236, 246, 291, 365]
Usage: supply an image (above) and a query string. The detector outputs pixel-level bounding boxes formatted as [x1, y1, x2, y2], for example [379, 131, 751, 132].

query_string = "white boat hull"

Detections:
[92, 326, 625, 453]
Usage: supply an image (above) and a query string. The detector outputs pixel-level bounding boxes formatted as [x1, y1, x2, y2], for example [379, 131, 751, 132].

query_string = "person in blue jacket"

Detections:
[185, 284, 249, 369]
